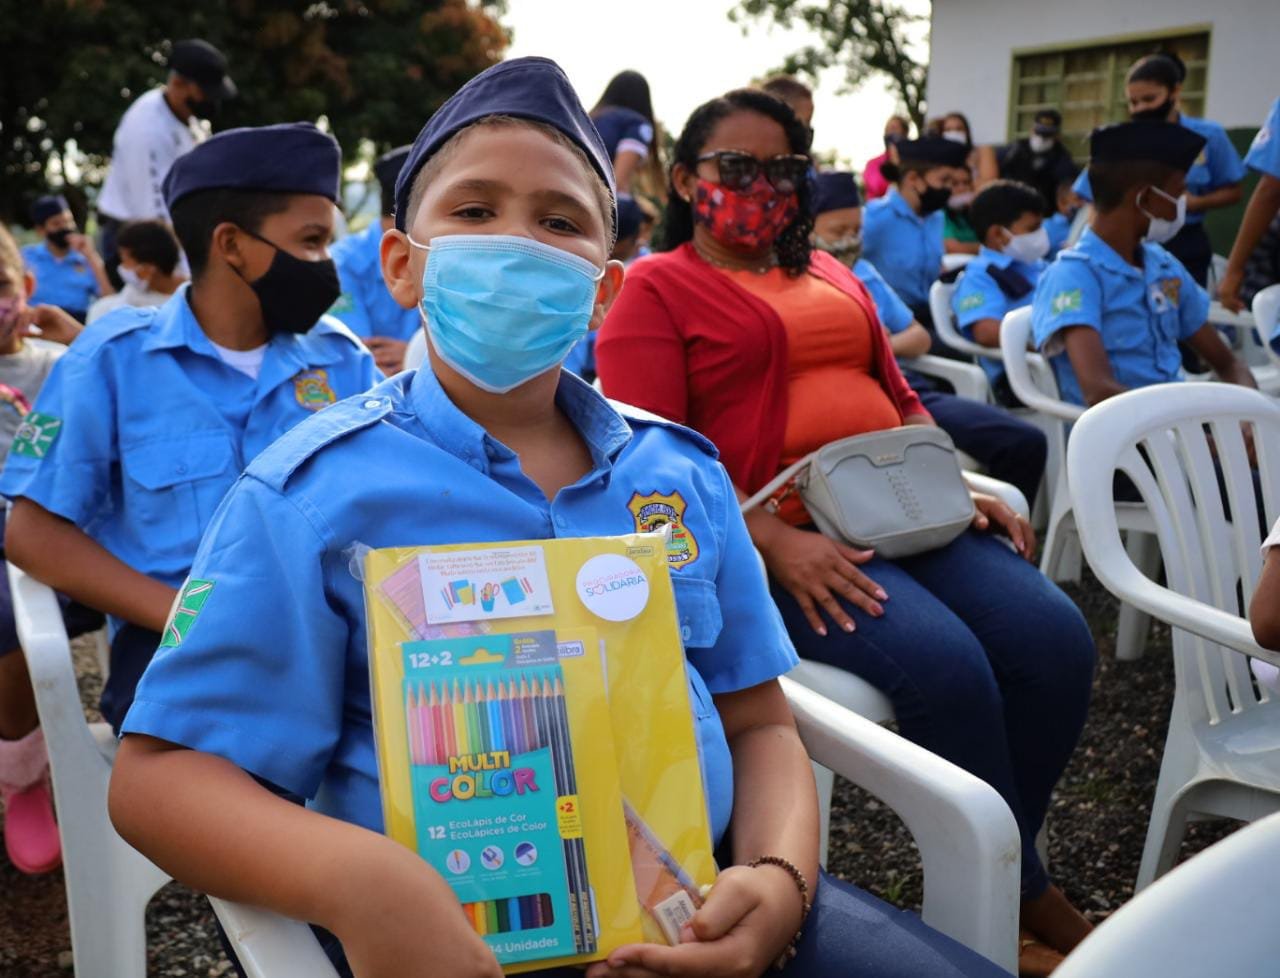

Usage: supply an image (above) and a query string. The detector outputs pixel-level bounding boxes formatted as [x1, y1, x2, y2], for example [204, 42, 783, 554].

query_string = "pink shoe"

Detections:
[0, 728, 61, 874]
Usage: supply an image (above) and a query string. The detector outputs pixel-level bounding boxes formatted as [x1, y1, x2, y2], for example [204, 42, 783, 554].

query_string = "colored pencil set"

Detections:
[405, 667, 597, 955]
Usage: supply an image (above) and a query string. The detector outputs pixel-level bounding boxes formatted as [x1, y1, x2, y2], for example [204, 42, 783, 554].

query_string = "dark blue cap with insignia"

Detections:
[897, 136, 970, 169]
[812, 172, 861, 215]
[30, 195, 70, 225]
[616, 194, 646, 241]
[162, 122, 342, 211]
[373, 146, 411, 198]
[1089, 120, 1206, 172]
[394, 56, 617, 237]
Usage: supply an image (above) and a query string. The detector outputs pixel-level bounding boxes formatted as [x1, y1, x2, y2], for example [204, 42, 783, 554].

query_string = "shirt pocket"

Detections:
[671, 575, 724, 650]
[120, 430, 236, 559]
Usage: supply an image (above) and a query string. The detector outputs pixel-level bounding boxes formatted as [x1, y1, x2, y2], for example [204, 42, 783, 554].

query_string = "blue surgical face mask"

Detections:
[408, 234, 604, 393]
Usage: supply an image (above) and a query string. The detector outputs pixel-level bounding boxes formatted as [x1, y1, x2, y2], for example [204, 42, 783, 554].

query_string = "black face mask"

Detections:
[187, 96, 220, 120]
[47, 228, 73, 249]
[884, 133, 902, 150]
[236, 230, 341, 335]
[916, 183, 952, 215]
[1131, 99, 1175, 122]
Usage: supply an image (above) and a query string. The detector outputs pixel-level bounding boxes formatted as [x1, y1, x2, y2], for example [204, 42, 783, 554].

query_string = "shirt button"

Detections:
[176, 462, 188, 475]
[554, 515, 567, 528]
[681, 625, 692, 642]
[363, 398, 381, 409]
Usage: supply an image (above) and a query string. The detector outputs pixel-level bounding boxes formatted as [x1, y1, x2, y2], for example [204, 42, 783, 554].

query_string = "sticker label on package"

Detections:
[421, 545, 555, 625]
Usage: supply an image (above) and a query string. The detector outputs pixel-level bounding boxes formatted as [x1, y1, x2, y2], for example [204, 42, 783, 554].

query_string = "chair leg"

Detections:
[812, 761, 834, 869]
[1114, 532, 1159, 662]
[1136, 704, 1199, 891]
[1040, 504, 1081, 582]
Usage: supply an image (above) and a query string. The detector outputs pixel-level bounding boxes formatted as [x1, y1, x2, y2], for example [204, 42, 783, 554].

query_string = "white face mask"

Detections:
[1001, 226, 1050, 264]
[942, 130, 969, 145]
[1139, 185, 1187, 244]
[1029, 134, 1054, 154]
[118, 266, 148, 293]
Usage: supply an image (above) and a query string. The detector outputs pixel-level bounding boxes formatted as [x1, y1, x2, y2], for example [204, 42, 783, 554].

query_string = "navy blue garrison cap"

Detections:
[30, 195, 70, 225]
[373, 146, 411, 197]
[616, 194, 645, 241]
[897, 137, 970, 169]
[394, 57, 617, 236]
[1090, 120, 1206, 171]
[812, 172, 861, 215]
[162, 122, 341, 211]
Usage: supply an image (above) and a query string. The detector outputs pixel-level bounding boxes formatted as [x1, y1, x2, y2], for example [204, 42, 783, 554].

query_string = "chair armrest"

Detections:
[780, 677, 1019, 972]
[962, 472, 1030, 521]
[209, 898, 343, 978]
[902, 354, 990, 403]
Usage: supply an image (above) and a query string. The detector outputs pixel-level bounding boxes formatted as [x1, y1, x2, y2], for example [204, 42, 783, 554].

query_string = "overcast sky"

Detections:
[504, 0, 932, 170]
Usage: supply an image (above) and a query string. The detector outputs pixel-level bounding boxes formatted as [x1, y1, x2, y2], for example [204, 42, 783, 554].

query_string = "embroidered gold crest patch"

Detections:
[293, 369, 337, 410]
[627, 491, 699, 570]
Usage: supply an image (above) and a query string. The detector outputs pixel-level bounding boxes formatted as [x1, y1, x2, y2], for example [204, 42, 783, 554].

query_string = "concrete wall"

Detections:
[926, 0, 1278, 143]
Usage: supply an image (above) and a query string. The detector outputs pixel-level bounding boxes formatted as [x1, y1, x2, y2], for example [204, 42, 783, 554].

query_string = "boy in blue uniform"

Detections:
[21, 195, 113, 322]
[1033, 121, 1255, 408]
[953, 180, 1050, 406]
[1221, 96, 1280, 314]
[108, 59, 1005, 978]
[815, 171, 1048, 508]
[330, 145, 419, 374]
[1044, 178, 1081, 257]
[1, 123, 377, 732]
[862, 136, 968, 327]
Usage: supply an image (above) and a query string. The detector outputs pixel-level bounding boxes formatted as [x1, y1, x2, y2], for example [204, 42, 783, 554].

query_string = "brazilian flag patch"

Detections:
[11, 412, 61, 458]
[159, 579, 216, 649]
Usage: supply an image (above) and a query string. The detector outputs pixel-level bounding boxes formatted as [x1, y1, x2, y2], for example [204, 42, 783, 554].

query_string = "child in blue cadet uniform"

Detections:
[590, 70, 657, 195]
[108, 58, 1008, 978]
[952, 179, 1051, 407]
[0, 122, 378, 735]
[1044, 177, 1082, 258]
[814, 171, 1048, 509]
[1070, 54, 1245, 287]
[330, 145, 419, 374]
[1220, 96, 1280, 314]
[861, 136, 967, 328]
[21, 195, 114, 322]
[1032, 120, 1256, 408]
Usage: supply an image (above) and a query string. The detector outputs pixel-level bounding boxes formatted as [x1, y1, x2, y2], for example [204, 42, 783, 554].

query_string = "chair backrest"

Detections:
[1055, 810, 1280, 978]
[998, 306, 1083, 422]
[930, 279, 995, 361]
[1255, 284, 1280, 368]
[1067, 383, 1280, 725]
[940, 253, 974, 273]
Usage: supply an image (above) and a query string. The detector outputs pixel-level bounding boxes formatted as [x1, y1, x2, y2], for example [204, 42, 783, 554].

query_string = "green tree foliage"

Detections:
[730, 0, 928, 130]
[0, 0, 510, 223]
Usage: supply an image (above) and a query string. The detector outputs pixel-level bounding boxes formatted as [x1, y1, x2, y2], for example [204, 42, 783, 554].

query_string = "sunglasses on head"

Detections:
[695, 150, 810, 194]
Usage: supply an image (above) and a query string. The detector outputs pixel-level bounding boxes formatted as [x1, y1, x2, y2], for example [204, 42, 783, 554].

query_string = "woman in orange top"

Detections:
[597, 88, 1096, 976]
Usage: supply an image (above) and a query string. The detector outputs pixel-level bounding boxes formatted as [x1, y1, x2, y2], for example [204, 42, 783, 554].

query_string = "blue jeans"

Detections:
[301, 872, 1010, 978]
[772, 530, 1095, 898]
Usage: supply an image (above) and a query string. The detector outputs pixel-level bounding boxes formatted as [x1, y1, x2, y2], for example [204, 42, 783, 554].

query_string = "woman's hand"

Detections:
[971, 491, 1035, 560]
[757, 521, 885, 635]
[585, 864, 805, 978]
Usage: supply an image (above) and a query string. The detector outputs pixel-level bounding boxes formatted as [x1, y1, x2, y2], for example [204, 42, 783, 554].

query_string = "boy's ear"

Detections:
[587, 260, 626, 333]
[381, 229, 419, 311]
[211, 222, 249, 274]
[23, 270, 35, 300]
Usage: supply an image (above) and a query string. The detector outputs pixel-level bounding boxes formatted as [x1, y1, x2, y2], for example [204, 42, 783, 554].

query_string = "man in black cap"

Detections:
[1032, 120, 1255, 407]
[999, 109, 1078, 216]
[330, 146, 417, 374]
[96, 39, 237, 283]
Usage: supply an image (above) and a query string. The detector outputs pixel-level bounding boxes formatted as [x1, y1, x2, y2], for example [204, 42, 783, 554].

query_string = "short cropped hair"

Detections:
[1088, 159, 1177, 212]
[0, 225, 23, 283]
[169, 189, 294, 276]
[761, 76, 813, 104]
[405, 115, 615, 245]
[969, 180, 1046, 241]
[117, 220, 181, 276]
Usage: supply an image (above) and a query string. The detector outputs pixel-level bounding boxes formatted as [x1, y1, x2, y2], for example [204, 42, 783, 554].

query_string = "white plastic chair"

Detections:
[899, 353, 991, 404]
[1055, 809, 1280, 977]
[930, 279, 993, 364]
[7, 561, 337, 978]
[1066, 382, 1280, 888]
[197, 681, 1023, 975]
[1000, 306, 1156, 661]
[1206, 299, 1280, 394]
[1256, 284, 1280, 371]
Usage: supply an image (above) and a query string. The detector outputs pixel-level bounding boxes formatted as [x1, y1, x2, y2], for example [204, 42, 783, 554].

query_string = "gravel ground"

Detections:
[0, 574, 1245, 975]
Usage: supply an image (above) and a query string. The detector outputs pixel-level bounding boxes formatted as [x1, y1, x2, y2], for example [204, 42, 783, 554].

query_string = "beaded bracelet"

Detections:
[747, 855, 811, 970]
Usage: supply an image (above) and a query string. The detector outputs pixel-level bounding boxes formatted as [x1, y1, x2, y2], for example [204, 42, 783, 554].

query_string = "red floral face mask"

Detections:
[693, 176, 799, 252]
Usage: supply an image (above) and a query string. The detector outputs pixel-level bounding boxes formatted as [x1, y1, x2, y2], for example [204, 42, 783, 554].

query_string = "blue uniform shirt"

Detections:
[861, 188, 944, 309]
[953, 245, 1045, 386]
[1245, 97, 1280, 179]
[329, 222, 420, 342]
[591, 107, 654, 162]
[852, 258, 914, 335]
[121, 367, 798, 846]
[1031, 228, 1208, 405]
[21, 242, 100, 318]
[1072, 116, 1245, 225]
[0, 288, 378, 591]
[1045, 213, 1072, 256]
